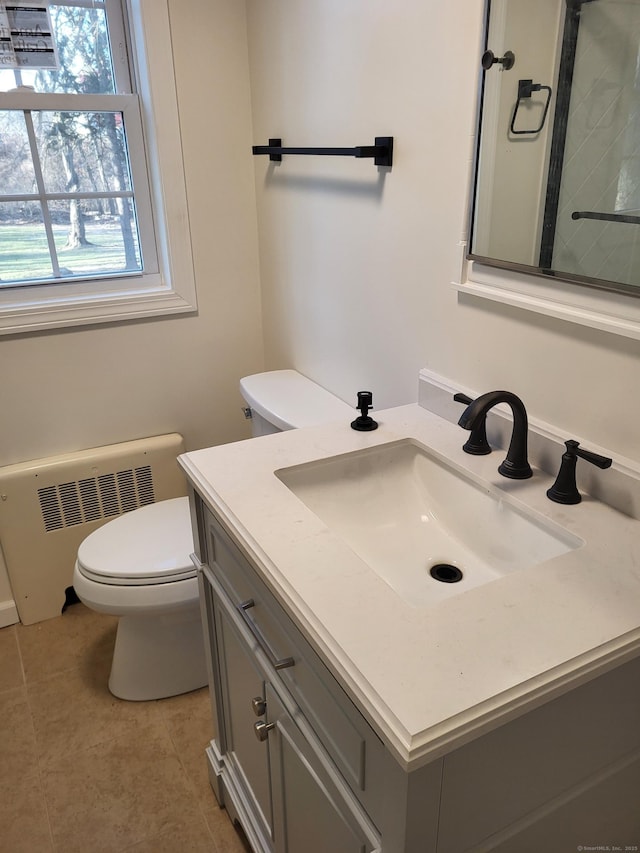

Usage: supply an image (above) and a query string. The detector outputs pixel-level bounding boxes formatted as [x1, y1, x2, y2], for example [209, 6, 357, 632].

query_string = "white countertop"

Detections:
[180, 404, 640, 770]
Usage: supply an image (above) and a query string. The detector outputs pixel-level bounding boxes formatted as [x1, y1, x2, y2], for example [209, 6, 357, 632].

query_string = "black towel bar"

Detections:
[252, 137, 393, 168]
[572, 210, 640, 226]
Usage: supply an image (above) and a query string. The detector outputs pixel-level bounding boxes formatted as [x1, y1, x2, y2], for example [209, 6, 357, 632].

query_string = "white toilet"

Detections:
[72, 370, 352, 701]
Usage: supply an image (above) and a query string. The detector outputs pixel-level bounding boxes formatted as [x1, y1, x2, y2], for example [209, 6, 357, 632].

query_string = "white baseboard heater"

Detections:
[0, 434, 186, 625]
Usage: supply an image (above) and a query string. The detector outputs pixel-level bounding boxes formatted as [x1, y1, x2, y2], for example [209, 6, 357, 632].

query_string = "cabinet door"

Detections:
[265, 685, 380, 853]
[214, 596, 273, 844]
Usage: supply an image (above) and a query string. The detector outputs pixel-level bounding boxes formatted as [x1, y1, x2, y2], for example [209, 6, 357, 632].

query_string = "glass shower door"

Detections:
[545, 0, 640, 290]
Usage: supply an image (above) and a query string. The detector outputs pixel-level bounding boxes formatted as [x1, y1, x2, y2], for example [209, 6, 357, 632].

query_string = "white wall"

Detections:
[247, 0, 480, 409]
[0, 0, 264, 611]
[246, 0, 640, 462]
[476, 0, 559, 265]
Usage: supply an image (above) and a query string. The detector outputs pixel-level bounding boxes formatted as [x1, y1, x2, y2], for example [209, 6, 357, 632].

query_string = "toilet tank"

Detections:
[249, 410, 283, 437]
[240, 370, 352, 436]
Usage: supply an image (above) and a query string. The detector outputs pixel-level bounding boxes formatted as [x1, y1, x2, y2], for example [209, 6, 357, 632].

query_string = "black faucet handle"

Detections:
[351, 391, 378, 431]
[547, 440, 612, 505]
[568, 440, 613, 470]
[453, 392, 473, 406]
[454, 392, 491, 455]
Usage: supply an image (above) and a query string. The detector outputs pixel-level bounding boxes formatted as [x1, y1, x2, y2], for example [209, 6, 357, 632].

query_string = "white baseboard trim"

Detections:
[0, 599, 19, 628]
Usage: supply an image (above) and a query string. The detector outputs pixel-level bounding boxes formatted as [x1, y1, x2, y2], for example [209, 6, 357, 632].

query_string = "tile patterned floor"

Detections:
[0, 604, 249, 852]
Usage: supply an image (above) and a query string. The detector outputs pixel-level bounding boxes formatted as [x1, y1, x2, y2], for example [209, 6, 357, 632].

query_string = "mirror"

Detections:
[470, 0, 640, 297]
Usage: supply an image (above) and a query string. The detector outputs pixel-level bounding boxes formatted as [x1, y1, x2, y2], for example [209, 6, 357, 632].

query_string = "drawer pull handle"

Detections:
[251, 696, 267, 716]
[237, 599, 295, 671]
[254, 720, 275, 742]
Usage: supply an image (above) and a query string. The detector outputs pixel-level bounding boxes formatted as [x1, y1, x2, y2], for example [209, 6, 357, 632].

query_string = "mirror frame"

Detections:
[467, 0, 640, 300]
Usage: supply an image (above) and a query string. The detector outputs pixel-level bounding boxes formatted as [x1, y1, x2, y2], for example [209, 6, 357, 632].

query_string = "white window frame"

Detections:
[0, 0, 197, 335]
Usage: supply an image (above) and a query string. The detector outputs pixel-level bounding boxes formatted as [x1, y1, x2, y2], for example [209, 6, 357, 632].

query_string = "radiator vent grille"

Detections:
[38, 465, 155, 533]
[0, 433, 185, 625]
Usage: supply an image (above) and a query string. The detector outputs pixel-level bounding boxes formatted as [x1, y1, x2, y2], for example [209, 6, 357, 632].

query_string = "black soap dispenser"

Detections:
[351, 391, 378, 431]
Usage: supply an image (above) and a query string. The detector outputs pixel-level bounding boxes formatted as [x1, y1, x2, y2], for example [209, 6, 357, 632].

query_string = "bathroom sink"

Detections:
[276, 439, 582, 607]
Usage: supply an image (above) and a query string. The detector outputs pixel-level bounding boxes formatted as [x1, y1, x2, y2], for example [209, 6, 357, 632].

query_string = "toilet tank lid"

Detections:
[240, 370, 353, 430]
[76, 497, 194, 582]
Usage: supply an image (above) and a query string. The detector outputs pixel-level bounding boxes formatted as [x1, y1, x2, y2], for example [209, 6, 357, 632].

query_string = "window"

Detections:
[0, 0, 196, 334]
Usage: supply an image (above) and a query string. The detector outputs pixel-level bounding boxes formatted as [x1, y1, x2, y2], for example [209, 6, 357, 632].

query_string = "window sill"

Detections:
[0, 283, 196, 335]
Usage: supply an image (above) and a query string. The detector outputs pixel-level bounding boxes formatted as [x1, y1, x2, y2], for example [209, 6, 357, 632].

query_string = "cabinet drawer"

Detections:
[204, 509, 380, 799]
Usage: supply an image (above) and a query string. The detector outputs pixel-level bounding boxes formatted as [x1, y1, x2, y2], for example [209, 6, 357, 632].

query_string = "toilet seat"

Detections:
[76, 496, 194, 586]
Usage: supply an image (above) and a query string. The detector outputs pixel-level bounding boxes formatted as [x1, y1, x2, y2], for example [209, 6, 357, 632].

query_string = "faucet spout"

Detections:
[458, 390, 532, 479]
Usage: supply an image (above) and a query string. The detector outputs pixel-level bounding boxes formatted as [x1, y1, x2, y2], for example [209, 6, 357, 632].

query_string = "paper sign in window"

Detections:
[0, 3, 58, 69]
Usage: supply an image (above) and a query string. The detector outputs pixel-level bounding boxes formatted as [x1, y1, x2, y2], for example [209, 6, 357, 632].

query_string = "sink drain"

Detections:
[429, 563, 463, 584]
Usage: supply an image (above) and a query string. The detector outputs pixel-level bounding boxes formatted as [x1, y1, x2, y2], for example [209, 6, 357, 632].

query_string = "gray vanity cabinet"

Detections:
[192, 490, 640, 851]
[210, 590, 273, 844]
[195, 501, 381, 853]
[184, 431, 640, 853]
[266, 683, 379, 853]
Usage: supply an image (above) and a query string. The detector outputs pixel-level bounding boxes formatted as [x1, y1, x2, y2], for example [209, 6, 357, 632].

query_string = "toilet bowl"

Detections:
[73, 497, 200, 701]
[73, 370, 352, 701]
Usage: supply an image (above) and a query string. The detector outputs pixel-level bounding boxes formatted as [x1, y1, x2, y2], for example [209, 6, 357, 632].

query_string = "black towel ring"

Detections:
[510, 79, 553, 135]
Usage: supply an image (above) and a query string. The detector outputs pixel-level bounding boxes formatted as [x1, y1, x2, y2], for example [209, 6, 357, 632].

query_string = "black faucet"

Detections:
[458, 391, 532, 479]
